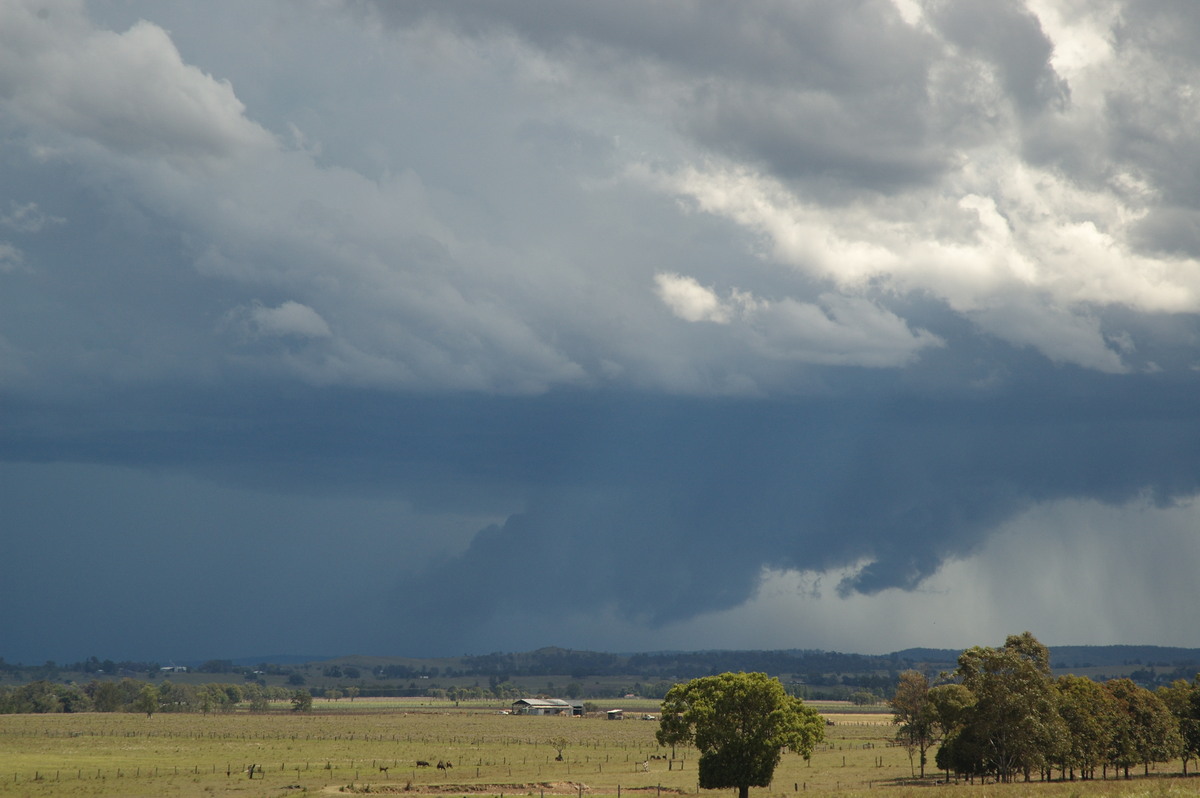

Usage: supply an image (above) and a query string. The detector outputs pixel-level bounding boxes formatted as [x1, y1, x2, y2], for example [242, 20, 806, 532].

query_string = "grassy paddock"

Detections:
[0, 703, 1193, 797]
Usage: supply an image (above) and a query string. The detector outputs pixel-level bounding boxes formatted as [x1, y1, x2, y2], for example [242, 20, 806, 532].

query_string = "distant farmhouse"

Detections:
[510, 698, 584, 716]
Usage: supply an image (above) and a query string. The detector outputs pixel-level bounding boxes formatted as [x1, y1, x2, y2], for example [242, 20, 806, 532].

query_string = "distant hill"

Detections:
[251, 644, 1200, 691]
[227, 654, 332, 667]
[8, 644, 1200, 696]
[1047, 645, 1200, 669]
[894, 645, 1200, 671]
[891, 648, 960, 666]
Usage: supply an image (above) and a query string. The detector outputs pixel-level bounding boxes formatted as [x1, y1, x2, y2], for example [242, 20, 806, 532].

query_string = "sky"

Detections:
[4, 0, 1200, 664]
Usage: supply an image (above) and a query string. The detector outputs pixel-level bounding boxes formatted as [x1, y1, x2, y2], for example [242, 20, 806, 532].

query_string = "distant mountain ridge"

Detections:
[13, 644, 1200, 689]
[199, 644, 1200, 674]
[5, 643, 1200, 701]
[893, 645, 1200, 670]
[1048, 645, 1200, 669]
[268, 643, 1200, 682]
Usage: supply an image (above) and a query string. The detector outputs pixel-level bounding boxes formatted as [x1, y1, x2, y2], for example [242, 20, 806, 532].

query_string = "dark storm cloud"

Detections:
[5, 0, 1200, 660]
[7, 355, 1200, 657]
[46, 359, 1157, 655]
[10, 364, 1168, 655]
[14, 367, 1200, 656]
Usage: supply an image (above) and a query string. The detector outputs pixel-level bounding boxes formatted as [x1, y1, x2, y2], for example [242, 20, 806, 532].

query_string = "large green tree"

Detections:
[657, 672, 824, 798]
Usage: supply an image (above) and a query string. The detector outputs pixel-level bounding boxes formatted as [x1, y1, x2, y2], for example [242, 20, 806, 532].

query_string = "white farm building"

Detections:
[511, 698, 584, 716]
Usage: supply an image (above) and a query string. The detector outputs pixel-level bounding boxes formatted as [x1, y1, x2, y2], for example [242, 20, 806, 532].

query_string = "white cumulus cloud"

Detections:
[239, 300, 333, 340]
[654, 272, 733, 323]
[655, 271, 941, 368]
[0, 1, 274, 163]
[220, 297, 331, 338]
[644, 154, 1200, 373]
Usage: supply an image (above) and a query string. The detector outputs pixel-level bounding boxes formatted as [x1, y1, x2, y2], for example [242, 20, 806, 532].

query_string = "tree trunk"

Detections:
[738, 785, 750, 798]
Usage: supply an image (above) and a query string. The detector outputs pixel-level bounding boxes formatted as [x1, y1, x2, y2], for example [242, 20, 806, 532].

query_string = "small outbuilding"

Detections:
[606, 709, 624, 720]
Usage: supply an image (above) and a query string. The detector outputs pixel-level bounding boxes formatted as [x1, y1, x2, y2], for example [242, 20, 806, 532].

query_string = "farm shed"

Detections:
[606, 709, 624, 720]
[511, 698, 582, 716]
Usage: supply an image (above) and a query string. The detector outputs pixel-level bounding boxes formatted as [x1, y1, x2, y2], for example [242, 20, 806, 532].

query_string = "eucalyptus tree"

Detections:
[243, 683, 270, 712]
[134, 684, 159, 717]
[891, 670, 937, 778]
[1158, 677, 1200, 775]
[1105, 678, 1181, 778]
[927, 680, 975, 783]
[290, 689, 314, 713]
[1054, 674, 1120, 780]
[944, 633, 1065, 782]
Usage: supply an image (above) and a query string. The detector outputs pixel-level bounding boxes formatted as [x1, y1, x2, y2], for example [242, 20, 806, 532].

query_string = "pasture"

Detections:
[0, 699, 1195, 797]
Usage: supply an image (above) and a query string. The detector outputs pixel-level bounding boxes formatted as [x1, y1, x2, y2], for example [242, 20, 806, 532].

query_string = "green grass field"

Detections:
[0, 699, 1195, 797]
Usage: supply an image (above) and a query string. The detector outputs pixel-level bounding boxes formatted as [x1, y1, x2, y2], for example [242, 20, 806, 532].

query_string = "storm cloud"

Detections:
[3, 0, 1200, 661]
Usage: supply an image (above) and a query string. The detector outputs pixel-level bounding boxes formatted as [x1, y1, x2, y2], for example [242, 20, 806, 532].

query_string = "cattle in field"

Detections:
[416, 760, 431, 768]
[438, 760, 453, 770]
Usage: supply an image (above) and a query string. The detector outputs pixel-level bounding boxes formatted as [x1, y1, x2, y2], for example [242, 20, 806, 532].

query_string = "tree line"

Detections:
[892, 632, 1200, 783]
[0, 655, 881, 702]
[461, 647, 906, 691]
[0, 657, 304, 682]
[0, 679, 325, 715]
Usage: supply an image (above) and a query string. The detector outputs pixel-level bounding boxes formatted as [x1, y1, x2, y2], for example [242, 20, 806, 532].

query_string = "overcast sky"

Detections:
[4, 0, 1200, 664]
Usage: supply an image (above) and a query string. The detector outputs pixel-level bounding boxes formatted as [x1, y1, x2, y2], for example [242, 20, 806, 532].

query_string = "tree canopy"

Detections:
[656, 672, 824, 798]
[933, 632, 1187, 784]
[945, 633, 1066, 782]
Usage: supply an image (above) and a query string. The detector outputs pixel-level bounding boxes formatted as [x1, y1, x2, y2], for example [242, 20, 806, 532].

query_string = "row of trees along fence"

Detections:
[891, 632, 1200, 783]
